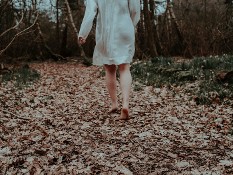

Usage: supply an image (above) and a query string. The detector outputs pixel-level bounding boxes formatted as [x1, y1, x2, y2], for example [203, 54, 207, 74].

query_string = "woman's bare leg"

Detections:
[118, 63, 132, 120]
[104, 64, 118, 112]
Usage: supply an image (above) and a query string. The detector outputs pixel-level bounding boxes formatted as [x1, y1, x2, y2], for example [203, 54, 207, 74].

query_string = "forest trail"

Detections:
[0, 62, 233, 174]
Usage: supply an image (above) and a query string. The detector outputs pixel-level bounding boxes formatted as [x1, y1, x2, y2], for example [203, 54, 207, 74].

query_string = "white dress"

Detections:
[78, 0, 140, 66]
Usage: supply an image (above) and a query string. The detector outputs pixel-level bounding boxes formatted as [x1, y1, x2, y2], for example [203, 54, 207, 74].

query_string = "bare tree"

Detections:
[142, 0, 158, 57]
[0, 13, 38, 57]
[1, 0, 233, 63]
[63, 0, 86, 60]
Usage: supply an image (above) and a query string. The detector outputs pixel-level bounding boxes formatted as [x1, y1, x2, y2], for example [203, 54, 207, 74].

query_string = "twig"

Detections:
[0, 11, 24, 38]
[1, 109, 30, 120]
[0, 12, 39, 56]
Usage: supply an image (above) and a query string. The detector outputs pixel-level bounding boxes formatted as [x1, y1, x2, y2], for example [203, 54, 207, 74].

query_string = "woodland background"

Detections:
[0, 0, 233, 63]
[1, 0, 233, 174]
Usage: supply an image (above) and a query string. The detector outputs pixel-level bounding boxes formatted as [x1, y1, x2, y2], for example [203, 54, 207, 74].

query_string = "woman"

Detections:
[78, 0, 140, 120]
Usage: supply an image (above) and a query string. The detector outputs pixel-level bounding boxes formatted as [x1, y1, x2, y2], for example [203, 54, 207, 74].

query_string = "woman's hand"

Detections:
[78, 37, 86, 45]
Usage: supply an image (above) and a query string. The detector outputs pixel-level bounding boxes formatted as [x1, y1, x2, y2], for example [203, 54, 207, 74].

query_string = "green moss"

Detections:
[1, 65, 40, 88]
[131, 55, 233, 104]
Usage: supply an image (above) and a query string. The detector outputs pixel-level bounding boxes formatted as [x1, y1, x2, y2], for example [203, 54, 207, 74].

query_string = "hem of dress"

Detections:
[92, 55, 133, 66]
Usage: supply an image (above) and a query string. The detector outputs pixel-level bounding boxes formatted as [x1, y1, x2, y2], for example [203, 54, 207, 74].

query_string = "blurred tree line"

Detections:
[0, 0, 233, 64]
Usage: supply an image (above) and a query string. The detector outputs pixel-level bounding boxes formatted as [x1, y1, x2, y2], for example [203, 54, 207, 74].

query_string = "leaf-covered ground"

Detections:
[0, 62, 233, 174]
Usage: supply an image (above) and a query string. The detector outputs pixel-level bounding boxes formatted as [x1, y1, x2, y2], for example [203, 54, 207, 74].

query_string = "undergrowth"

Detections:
[0, 65, 40, 88]
[131, 55, 233, 105]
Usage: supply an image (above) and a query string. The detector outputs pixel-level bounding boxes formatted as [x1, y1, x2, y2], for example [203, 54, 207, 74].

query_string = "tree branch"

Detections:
[1, 109, 30, 120]
[0, 12, 39, 56]
[0, 11, 24, 38]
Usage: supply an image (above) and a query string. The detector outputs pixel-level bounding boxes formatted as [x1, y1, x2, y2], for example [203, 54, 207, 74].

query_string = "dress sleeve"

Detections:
[78, 0, 98, 39]
[129, 0, 141, 27]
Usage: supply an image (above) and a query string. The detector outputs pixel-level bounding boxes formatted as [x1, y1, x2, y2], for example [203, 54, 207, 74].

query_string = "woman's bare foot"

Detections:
[108, 102, 118, 113]
[116, 108, 130, 120]
[108, 107, 118, 114]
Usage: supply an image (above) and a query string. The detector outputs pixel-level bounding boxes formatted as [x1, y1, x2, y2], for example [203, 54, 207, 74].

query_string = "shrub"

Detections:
[131, 55, 233, 104]
[1, 64, 40, 88]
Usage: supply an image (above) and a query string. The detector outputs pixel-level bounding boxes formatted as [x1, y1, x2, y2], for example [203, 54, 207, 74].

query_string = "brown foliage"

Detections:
[0, 62, 233, 174]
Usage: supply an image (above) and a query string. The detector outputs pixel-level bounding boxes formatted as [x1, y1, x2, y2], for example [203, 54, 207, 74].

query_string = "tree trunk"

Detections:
[167, 0, 192, 57]
[36, 22, 64, 61]
[56, 0, 60, 44]
[143, 0, 158, 57]
[64, 0, 86, 57]
[60, 19, 68, 57]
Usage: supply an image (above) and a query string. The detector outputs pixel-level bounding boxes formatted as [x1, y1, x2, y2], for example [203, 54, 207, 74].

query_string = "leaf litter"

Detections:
[0, 62, 233, 174]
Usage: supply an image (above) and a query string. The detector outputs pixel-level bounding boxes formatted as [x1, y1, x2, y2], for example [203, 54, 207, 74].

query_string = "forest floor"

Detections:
[0, 62, 233, 174]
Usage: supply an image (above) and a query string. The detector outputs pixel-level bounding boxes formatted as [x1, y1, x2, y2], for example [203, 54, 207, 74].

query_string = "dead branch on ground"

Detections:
[36, 23, 65, 61]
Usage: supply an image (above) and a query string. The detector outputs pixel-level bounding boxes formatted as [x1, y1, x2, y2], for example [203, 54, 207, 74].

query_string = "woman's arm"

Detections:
[78, 0, 98, 41]
[129, 0, 141, 27]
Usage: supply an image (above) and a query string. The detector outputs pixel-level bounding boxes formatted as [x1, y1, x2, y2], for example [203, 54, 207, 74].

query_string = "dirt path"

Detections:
[0, 63, 233, 174]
